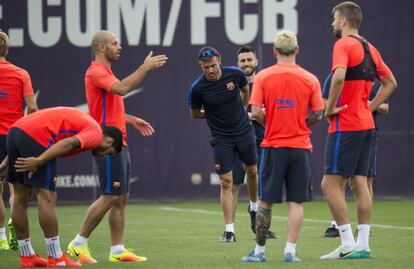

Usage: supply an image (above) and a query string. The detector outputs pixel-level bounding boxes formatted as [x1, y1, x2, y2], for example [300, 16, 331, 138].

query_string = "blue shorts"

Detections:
[0, 135, 6, 161]
[367, 130, 378, 178]
[324, 129, 375, 177]
[6, 128, 57, 190]
[210, 126, 257, 175]
[1, 135, 6, 181]
[258, 147, 313, 203]
[94, 146, 131, 195]
[232, 145, 262, 185]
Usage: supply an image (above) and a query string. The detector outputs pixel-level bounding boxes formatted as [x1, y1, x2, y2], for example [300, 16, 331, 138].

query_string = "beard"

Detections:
[242, 65, 256, 76]
[334, 28, 342, 39]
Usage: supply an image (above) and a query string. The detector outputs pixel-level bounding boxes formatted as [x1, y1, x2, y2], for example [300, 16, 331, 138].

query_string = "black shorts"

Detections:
[258, 147, 313, 203]
[7, 128, 57, 190]
[232, 122, 263, 184]
[1, 135, 7, 181]
[94, 146, 131, 195]
[324, 129, 375, 177]
[211, 126, 257, 175]
[232, 144, 262, 185]
[0, 135, 6, 160]
[367, 130, 378, 178]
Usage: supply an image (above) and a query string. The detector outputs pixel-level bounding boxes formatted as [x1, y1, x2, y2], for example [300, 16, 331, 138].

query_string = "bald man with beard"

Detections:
[67, 30, 167, 264]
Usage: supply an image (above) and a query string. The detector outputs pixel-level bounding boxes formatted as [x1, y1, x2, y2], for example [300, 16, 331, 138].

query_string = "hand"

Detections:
[131, 117, 155, 136]
[143, 51, 168, 71]
[324, 105, 348, 122]
[0, 156, 8, 180]
[14, 157, 43, 178]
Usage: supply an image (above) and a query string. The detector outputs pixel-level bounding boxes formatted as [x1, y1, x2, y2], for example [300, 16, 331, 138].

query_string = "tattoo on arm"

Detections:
[256, 206, 271, 246]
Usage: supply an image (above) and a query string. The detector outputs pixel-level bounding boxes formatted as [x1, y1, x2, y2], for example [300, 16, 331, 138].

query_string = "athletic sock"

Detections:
[254, 244, 265, 256]
[110, 244, 126, 255]
[331, 220, 337, 227]
[73, 234, 88, 247]
[284, 241, 297, 256]
[225, 223, 234, 233]
[356, 224, 371, 250]
[249, 201, 258, 212]
[18, 238, 35, 257]
[45, 236, 63, 259]
[0, 227, 6, 240]
[338, 224, 356, 252]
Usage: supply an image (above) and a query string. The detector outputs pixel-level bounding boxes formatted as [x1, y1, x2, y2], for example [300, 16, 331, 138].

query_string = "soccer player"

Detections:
[322, 74, 389, 238]
[320, 1, 397, 259]
[67, 30, 167, 263]
[0, 29, 38, 251]
[4, 107, 122, 267]
[188, 46, 259, 242]
[232, 46, 276, 239]
[241, 30, 324, 263]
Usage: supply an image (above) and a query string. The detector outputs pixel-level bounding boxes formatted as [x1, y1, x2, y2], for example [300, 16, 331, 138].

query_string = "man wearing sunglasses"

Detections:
[188, 46, 258, 242]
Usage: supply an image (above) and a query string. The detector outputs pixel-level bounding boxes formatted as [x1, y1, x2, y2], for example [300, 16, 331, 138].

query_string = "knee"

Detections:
[244, 165, 257, 178]
[220, 175, 232, 190]
[321, 177, 329, 194]
[105, 194, 127, 207]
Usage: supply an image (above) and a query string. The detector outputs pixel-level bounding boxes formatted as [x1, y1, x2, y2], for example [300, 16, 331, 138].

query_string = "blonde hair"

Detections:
[273, 30, 298, 56]
[0, 30, 9, 57]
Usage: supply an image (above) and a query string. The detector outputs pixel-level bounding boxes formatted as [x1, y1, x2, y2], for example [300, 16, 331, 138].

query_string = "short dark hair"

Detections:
[102, 125, 123, 154]
[332, 1, 362, 29]
[197, 46, 221, 62]
[237, 46, 256, 56]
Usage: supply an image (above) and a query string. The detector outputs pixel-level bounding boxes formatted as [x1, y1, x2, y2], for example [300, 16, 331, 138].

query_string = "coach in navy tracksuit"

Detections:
[188, 46, 258, 243]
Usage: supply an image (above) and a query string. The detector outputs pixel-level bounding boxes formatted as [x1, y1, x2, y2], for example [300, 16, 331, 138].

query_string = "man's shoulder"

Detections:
[222, 66, 243, 76]
[189, 74, 205, 93]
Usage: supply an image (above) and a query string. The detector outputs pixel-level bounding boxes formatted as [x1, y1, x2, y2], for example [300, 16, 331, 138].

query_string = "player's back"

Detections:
[254, 63, 322, 150]
[13, 107, 101, 150]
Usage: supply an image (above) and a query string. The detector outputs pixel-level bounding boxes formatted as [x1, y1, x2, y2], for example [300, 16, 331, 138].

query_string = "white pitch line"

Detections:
[158, 206, 414, 231]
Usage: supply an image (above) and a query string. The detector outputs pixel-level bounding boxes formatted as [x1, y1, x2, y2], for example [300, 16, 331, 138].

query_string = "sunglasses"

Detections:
[198, 49, 219, 60]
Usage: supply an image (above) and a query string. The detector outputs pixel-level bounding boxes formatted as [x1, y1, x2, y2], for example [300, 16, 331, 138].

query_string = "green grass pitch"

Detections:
[1, 200, 413, 269]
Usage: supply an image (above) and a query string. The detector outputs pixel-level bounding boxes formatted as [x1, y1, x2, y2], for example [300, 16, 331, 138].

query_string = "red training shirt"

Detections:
[329, 35, 393, 133]
[85, 61, 127, 145]
[12, 107, 102, 153]
[250, 63, 324, 151]
[0, 61, 34, 135]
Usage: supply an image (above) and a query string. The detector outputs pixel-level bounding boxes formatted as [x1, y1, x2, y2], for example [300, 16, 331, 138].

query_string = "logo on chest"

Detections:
[226, 81, 235, 91]
[0, 90, 8, 99]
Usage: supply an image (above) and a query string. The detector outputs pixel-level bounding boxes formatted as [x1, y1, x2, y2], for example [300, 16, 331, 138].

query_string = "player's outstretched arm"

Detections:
[125, 114, 155, 136]
[14, 137, 81, 178]
[110, 51, 168, 96]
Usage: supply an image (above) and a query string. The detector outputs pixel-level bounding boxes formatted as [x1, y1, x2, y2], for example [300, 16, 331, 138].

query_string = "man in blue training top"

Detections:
[188, 46, 258, 242]
[321, 73, 389, 238]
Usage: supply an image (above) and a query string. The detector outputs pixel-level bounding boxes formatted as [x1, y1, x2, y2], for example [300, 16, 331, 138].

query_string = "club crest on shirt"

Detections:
[113, 181, 121, 189]
[226, 81, 235, 91]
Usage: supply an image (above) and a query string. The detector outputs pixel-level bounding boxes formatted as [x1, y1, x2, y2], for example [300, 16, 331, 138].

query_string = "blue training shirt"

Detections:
[188, 66, 251, 138]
